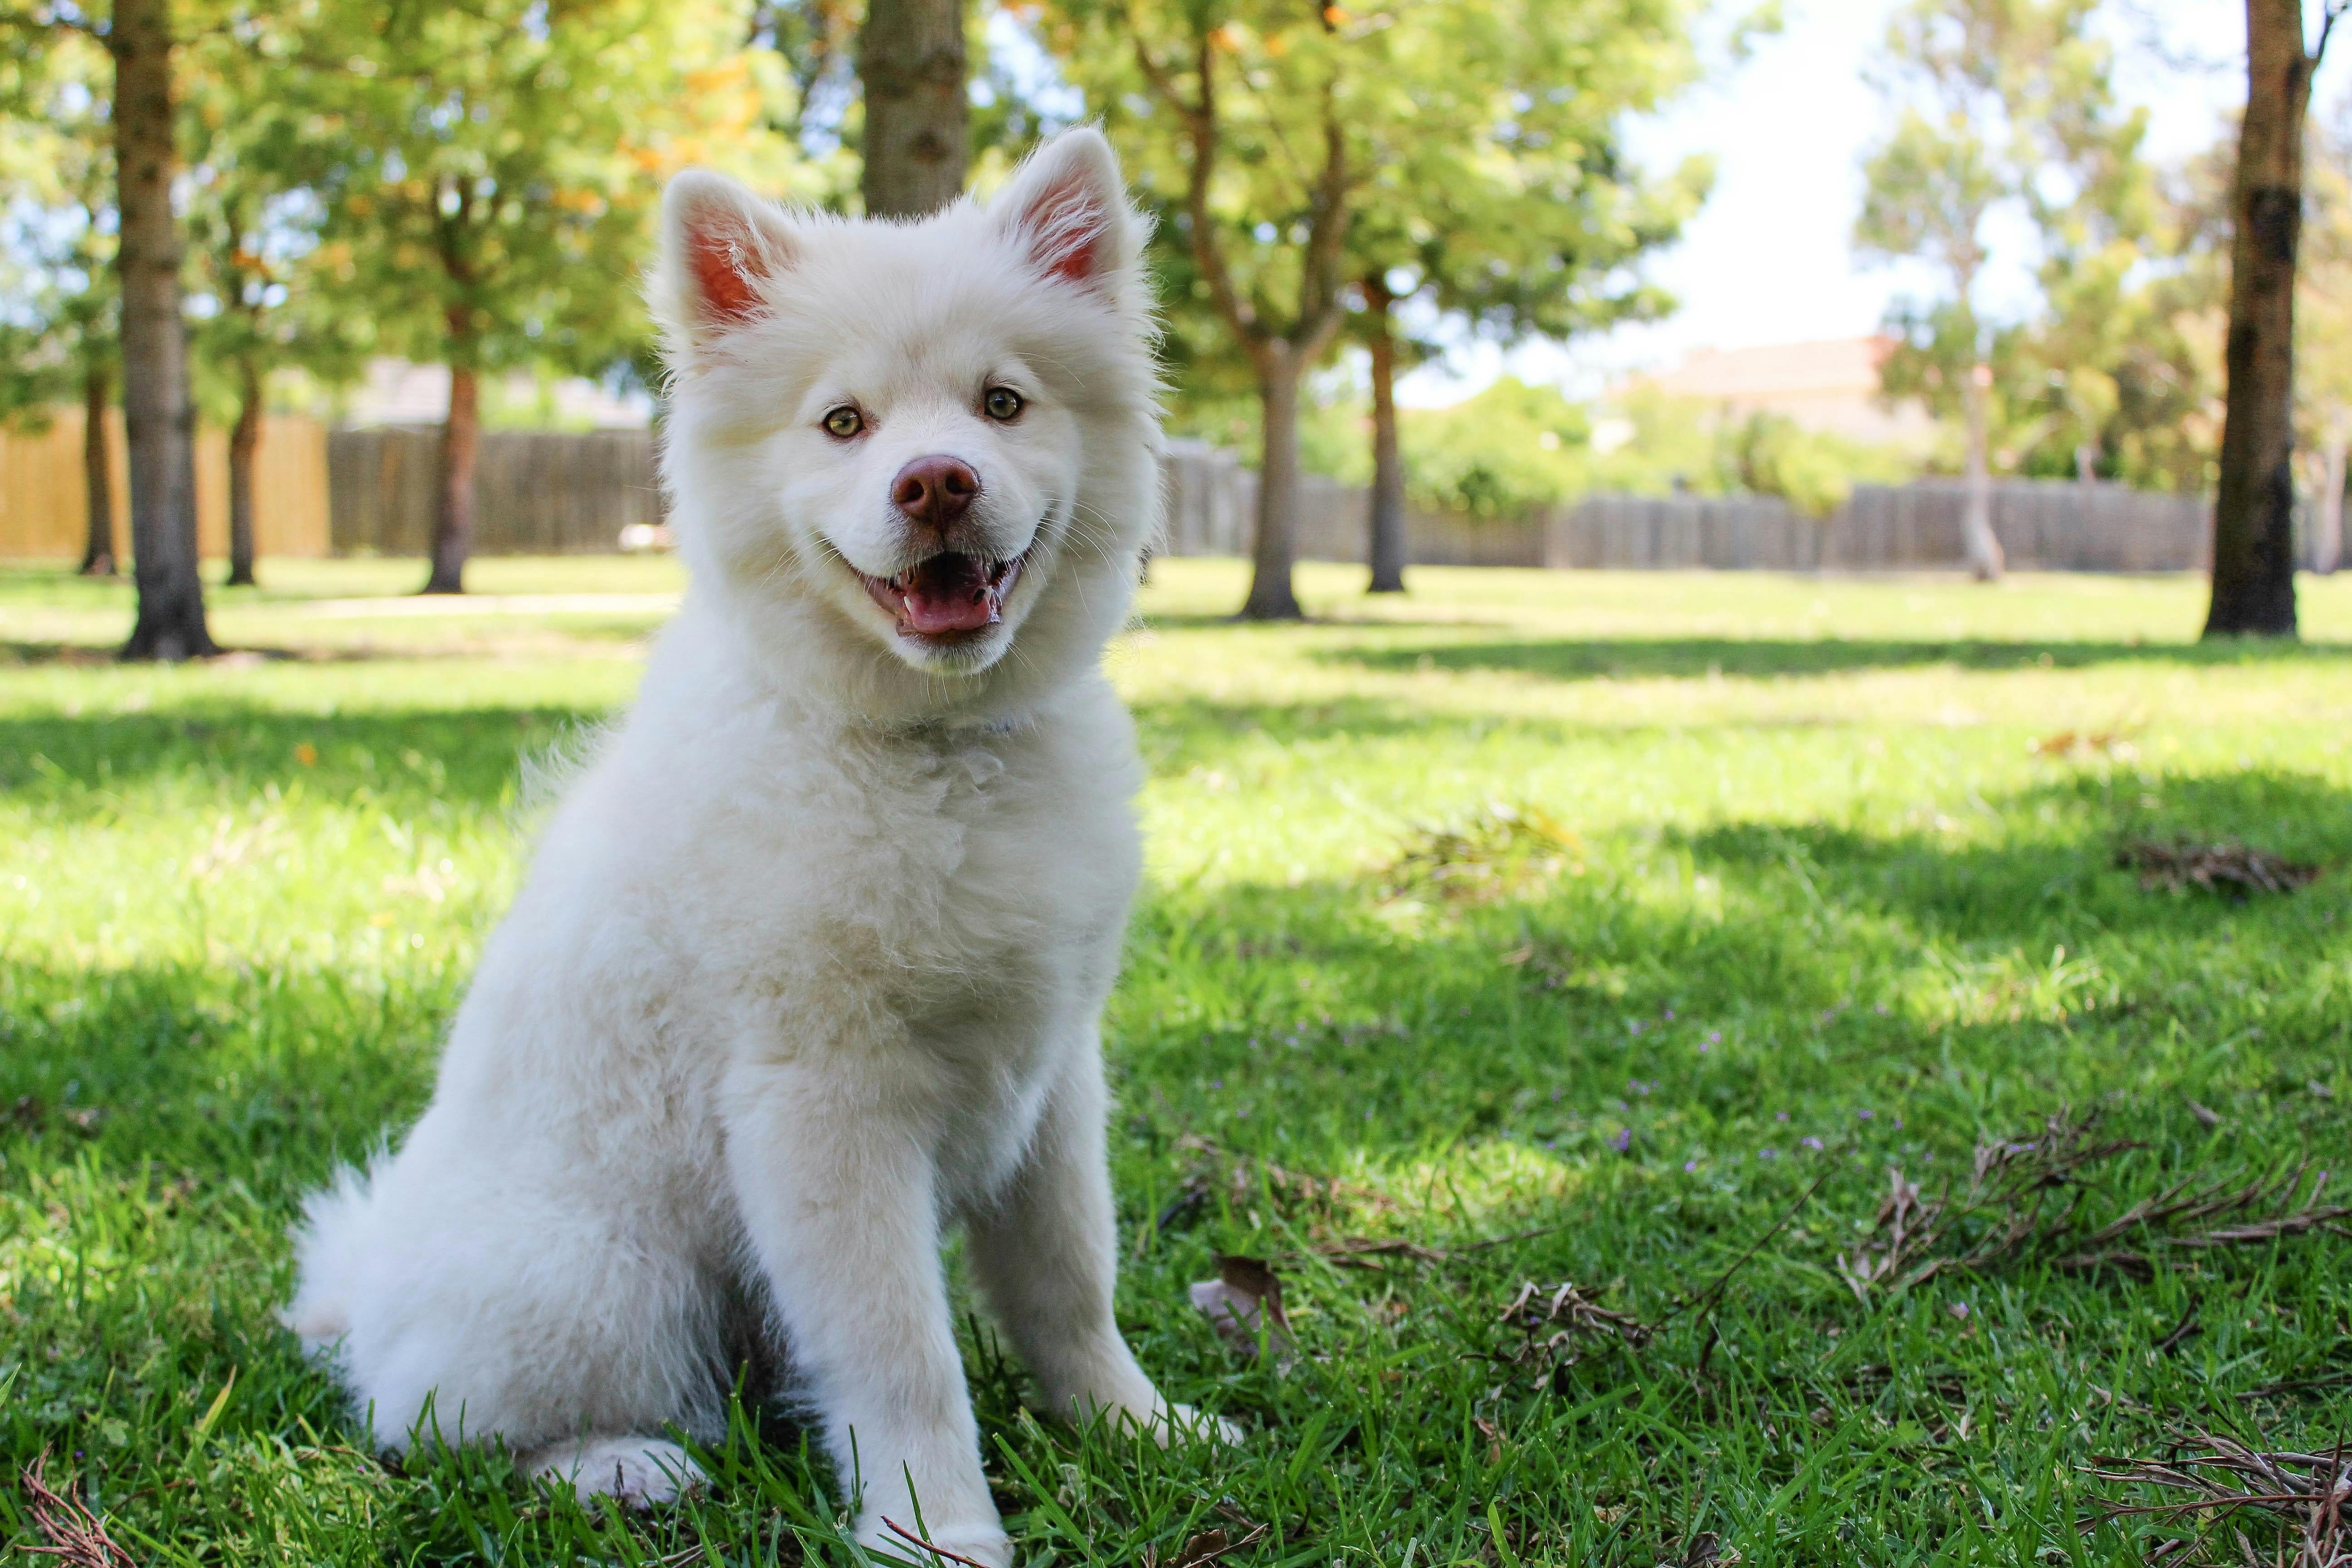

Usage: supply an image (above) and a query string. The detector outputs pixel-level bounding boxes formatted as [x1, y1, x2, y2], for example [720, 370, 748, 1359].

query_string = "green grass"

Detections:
[2, 556, 2349, 1566]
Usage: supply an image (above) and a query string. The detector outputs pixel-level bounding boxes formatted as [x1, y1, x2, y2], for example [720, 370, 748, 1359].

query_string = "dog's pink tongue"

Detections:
[897, 554, 998, 635]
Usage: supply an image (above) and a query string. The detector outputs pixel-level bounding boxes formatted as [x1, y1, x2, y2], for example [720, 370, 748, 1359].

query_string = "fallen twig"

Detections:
[879, 1516, 997, 1568]
[1835, 1113, 2351, 1300]
[2081, 1428, 2352, 1567]
[18, 1450, 137, 1568]
[1472, 1279, 1653, 1389]
[2120, 840, 2323, 897]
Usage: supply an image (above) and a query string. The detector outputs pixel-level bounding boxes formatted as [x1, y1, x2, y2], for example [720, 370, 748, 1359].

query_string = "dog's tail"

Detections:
[281, 1156, 384, 1350]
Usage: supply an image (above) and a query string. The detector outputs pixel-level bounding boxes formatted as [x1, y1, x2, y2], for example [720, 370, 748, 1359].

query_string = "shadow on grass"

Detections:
[1316, 634, 2352, 683]
[0, 705, 604, 803]
[3, 747, 2347, 1563]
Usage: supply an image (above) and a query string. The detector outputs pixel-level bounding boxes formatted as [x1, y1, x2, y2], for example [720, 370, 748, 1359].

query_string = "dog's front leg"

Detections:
[723, 1058, 1007, 1565]
[966, 1044, 1234, 1445]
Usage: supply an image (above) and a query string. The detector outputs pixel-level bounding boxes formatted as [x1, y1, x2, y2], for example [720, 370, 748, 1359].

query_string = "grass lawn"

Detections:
[2, 556, 2349, 1566]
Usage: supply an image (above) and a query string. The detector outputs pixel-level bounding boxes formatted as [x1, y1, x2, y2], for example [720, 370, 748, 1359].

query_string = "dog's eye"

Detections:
[823, 406, 864, 439]
[982, 387, 1024, 422]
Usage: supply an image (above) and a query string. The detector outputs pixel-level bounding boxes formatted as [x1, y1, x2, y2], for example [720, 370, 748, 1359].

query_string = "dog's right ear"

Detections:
[653, 170, 796, 357]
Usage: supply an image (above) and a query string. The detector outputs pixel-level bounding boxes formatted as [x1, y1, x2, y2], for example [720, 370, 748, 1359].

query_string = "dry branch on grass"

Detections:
[17, 1451, 136, 1568]
[1472, 1279, 1653, 1390]
[2120, 840, 2323, 897]
[2082, 1430, 2352, 1567]
[1834, 1114, 2351, 1302]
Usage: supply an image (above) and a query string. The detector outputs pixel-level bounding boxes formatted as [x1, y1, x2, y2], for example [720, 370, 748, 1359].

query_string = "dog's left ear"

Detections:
[653, 169, 798, 360]
[992, 127, 1138, 294]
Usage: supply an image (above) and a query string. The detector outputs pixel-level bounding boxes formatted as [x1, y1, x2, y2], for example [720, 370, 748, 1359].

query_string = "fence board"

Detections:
[0, 409, 328, 561]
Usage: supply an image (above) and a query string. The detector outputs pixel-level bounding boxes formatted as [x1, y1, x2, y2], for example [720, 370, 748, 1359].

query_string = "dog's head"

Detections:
[652, 129, 1158, 720]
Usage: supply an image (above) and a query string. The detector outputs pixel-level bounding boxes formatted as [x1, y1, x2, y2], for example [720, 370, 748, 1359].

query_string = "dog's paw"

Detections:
[534, 1436, 705, 1508]
[863, 1512, 1013, 1568]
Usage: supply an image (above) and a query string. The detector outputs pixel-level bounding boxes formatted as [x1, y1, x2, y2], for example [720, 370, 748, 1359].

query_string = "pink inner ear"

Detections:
[687, 218, 762, 325]
[1025, 183, 1108, 287]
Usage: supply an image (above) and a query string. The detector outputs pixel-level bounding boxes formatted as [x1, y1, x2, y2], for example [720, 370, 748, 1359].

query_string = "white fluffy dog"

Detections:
[288, 128, 1215, 1565]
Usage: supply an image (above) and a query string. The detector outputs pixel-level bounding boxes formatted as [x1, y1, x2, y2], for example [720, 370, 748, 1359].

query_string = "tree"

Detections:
[1045, 1, 1372, 620]
[858, 0, 965, 216]
[2297, 108, 2352, 575]
[2007, 20, 2160, 488]
[181, 32, 365, 588]
[111, 0, 215, 656]
[1857, 0, 2050, 582]
[1858, 0, 2151, 578]
[298, 0, 793, 593]
[0, 25, 118, 576]
[1342, 0, 1704, 592]
[2205, 0, 2345, 635]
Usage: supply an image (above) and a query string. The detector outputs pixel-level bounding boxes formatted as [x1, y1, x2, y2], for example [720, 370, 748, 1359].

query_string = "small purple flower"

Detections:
[1209, 1079, 1223, 1089]
[1683, 1159, 1698, 1173]
[1760, 1147, 1779, 1161]
[1802, 1135, 1824, 1151]
[1892, 1117, 1903, 1130]
[1698, 1039, 1711, 1054]
[1664, 1009, 1677, 1021]
[1707, 1030, 1722, 1044]
[1775, 1111, 1790, 1123]
[1551, 1086, 1563, 1102]
[1629, 1019, 1646, 1035]
[1858, 1108, 1875, 1121]
[1610, 1127, 1632, 1153]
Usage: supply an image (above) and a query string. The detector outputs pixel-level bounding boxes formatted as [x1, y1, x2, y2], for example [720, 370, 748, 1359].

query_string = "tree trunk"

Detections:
[2206, 0, 2312, 637]
[2074, 441, 2098, 486]
[2316, 434, 2346, 575]
[1242, 346, 1306, 620]
[226, 356, 260, 587]
[78, 359, 116, 576]
[111, 0, 213, 659]
[1961, 362, 2005, 582]
[423, 363, 479, 594]
[859, 0, 967, 219]
[1365, 282, 1407, 594]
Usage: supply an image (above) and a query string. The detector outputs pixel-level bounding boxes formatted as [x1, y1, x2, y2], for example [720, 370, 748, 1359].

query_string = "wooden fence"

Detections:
[326, 426, 664, 556]
[0, 408, 330, 560]
[0, 416, 2259, 576]
[1160, 441, 2221, 573]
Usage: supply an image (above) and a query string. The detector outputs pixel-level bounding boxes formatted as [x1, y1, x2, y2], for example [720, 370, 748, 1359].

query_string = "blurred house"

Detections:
[1633, 336, 1936, 448]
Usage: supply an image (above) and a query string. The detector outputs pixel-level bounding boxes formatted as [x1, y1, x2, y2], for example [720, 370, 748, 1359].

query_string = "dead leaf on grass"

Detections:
[2030, 729, 2140, 760]
[1142, 1517, 1269, 1568]
[1189, 1254, 1294, 1364]
[1656, 1531, 1742, 1568]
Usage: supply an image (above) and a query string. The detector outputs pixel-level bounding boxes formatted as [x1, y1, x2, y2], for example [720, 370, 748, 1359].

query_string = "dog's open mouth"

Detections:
[861, 550, 1026, 641]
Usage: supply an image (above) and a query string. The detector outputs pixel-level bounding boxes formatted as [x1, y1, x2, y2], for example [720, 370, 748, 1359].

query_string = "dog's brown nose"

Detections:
[891, 456, 980, 530]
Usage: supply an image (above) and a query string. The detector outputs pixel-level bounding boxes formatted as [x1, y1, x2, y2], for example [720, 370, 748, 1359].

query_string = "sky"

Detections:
[1394, 0, 2324, 408]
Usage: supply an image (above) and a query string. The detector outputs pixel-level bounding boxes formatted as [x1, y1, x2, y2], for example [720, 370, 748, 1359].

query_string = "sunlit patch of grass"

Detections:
[0, 557, 2348, 1563]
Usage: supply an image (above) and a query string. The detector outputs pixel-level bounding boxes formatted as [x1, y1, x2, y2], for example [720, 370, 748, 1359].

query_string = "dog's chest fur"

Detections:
[475, 632, 1144, 1207]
